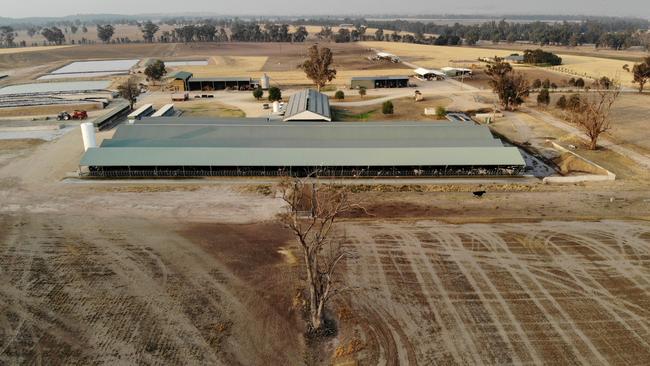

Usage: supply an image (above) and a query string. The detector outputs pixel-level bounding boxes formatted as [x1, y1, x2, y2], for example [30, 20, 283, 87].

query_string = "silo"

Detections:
[260, 73, 270, 90]
[80, 122, 97, 151]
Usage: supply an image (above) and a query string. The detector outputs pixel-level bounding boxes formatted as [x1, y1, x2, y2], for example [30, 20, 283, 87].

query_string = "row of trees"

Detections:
[3, 18, 649, 49]
[486, 59, 621, 150]
[364, 18, 650, 49]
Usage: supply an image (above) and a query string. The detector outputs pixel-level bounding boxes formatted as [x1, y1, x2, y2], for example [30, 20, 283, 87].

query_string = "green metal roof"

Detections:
[81, 119, 526, 168]
[109, 123, 498, 142]
[189, 77, 252, 82]
[81, 147, 525, 167]
[166, 71, 193, 81]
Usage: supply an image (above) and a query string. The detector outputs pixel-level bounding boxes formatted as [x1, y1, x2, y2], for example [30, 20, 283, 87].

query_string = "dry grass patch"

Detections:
[177, 101, 245, 118]
[332, 96, 452, 121]
[174, 56, 268, 76]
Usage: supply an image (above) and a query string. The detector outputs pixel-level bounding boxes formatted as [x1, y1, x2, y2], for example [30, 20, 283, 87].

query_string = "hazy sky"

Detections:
[3, 0, 649, 18]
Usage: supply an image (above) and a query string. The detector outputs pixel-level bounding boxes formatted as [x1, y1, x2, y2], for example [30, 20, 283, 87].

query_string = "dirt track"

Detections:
[2, 125, 650, 364]
[337, 220, 650, 365]
[0, 214, 304, 365]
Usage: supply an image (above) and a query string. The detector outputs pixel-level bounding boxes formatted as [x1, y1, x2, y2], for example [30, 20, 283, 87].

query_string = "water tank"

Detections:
[80, 122, 97, 151]
[272, 101, 280, 113]
[260, 73, 270, 90]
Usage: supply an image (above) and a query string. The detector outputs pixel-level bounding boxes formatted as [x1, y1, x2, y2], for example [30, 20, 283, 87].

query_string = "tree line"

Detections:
[2, 16, 649, 50]
[362, 18, 650, 49]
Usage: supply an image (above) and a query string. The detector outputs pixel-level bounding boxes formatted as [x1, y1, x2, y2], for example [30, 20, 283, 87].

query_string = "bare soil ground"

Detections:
[334, 220, 650, 365]
[0, 102, 102, 118]
[1, 73, 650, 364]
[540, 93, 650, 156]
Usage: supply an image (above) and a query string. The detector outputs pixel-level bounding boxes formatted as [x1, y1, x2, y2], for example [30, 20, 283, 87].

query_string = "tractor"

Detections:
[57, 110, 88, 121]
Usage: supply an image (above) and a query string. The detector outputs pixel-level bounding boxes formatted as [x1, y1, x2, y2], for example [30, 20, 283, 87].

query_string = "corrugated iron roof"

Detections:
[188, 77, 252, 82]
[80, 119, 526, 168]
[283, 89, 331, 121]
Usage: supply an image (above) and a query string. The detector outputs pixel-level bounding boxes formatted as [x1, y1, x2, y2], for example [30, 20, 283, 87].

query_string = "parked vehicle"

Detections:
[56, 110, 88, 121]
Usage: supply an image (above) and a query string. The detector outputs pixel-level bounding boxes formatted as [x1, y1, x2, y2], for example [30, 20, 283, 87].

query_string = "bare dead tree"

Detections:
[278, 176, 361, 333]
[567, 82, 621, 150]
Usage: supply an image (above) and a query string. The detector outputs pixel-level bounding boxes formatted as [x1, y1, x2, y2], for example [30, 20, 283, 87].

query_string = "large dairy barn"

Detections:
[78, 88, 524, 178]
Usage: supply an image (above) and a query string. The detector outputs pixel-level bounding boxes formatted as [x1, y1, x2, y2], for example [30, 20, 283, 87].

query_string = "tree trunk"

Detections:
[589, 136, 598, 150]
[305, 248, 323, 330]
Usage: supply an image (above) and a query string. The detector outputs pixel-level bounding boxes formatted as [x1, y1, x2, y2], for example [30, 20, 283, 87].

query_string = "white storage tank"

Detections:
[260, 74, 270, 90]
[80, 122, 96, 151]
[272, 101, 280, 113]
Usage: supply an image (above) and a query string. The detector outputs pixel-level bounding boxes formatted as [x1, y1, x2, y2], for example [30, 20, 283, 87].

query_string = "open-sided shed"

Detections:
[79, 119, 526, 178]
[351, 76, 410, 89]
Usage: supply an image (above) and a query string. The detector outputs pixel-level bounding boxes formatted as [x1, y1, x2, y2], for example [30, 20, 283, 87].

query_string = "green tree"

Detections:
[374, 28, 384, 41]
[141, 21, 159, 43]
[268, 86, 282, 101]
[537, 88, 550, 106]
[358, 86, 367, 99]
[382, 101, 394, 114]
[334, 90, 345, 100]
[556, 95, 568, 109]
[117, 77, 141, 110]
[0, 26, 16, 47]
[485, 60, 530, 110]
[97, 24, 115, 43]
[532, 79, 542, 89]
[567, 94, 582, 109]
[632, 56, 650, 93]
[144, 60, 166, 85]
[300, 44, 337, 92]
[575, 78, 585, 88]
[292, 26, 309, 42]
[542, 79, 551, 89]
[253, 87, 264, 100]
[435, 106, 447, 118]
[41, 27, 65, 45]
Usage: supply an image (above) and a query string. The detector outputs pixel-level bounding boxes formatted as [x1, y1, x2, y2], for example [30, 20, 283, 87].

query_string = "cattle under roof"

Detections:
[79, 118, 526, 178]
[283, 89, 331, 122]
[351, 76, 410, 81]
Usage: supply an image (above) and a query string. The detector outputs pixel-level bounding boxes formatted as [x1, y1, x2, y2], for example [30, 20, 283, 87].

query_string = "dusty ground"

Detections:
[332, 96, 452, 121]
[334, 220, 650, 365]
[0, 42, 409, 87]
[1, 42, 650, 363]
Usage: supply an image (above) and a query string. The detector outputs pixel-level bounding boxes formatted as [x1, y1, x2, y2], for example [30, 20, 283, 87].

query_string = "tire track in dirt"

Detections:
[535, 226, 650, 363]
[443, 230, 539, 365]
[340, 220, 650, 365]
[481, 229, 602, 365]
[344, 224, 416, 365]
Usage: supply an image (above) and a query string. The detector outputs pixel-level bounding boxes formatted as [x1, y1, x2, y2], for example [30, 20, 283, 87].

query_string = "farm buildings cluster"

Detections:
[3, 20, 650, 366]
[79, 88, 524, 177]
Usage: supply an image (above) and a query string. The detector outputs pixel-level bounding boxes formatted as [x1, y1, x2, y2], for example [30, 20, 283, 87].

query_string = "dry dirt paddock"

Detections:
[1, 131, 650, 365]
[336, 220, 650, 365]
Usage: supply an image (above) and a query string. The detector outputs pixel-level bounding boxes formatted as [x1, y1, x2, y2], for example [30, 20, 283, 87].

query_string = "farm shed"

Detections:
[79, 119, 525, 178]
[414, 68, 446, 81]
[165, 71, 193, 92]
[187, 77, 255, 91]
[441, 67, 473, 77]
[283, 89, 331, 122]
[351, 76, 410, 89]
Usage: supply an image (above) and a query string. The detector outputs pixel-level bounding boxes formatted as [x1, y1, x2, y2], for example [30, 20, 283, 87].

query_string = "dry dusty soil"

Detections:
[334, 220, 650, 365]
[1, 127, 650, 365]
